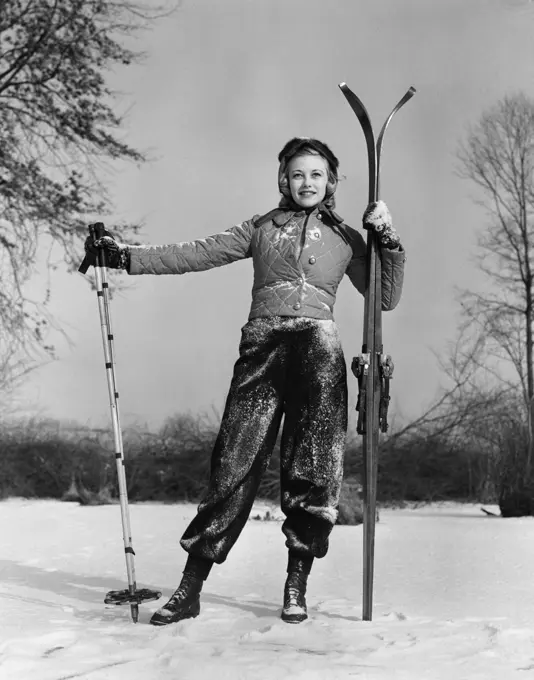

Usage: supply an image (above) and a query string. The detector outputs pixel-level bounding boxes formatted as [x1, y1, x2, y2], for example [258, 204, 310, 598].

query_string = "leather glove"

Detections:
[362, 200, 401, 250]
[84, 230, 130, 270]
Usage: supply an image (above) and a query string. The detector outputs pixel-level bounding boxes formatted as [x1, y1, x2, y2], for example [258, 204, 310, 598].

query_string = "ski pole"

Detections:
[338, 84, 415, 621]
[79, 224, 160, 622]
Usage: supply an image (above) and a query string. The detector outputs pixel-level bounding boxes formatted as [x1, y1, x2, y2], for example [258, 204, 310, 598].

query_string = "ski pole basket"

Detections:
[104, 588, 162, 607]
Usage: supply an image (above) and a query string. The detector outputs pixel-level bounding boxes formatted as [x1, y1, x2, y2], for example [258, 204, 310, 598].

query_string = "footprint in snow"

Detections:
[380, 611, 408, 622]
[240, 623, 275, 639]
[42, 645, 64, 657]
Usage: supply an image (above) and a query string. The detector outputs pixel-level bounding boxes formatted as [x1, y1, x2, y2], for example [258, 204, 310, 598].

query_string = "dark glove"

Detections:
[84, 230, 130, 270]
[362, 200, 401, 250]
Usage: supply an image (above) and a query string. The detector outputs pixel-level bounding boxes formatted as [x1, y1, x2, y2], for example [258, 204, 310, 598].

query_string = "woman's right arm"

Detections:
[128, 219, 256, 275]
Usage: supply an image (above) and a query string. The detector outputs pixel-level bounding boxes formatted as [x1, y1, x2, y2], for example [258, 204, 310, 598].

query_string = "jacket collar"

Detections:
[272, 204, 344, 227]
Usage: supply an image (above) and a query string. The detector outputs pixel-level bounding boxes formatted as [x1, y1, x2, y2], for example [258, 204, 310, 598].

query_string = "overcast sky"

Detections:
[15, 0, 534, 431]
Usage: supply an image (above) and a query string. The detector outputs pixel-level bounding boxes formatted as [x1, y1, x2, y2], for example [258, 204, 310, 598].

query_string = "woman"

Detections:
[86, 137, 405, 626]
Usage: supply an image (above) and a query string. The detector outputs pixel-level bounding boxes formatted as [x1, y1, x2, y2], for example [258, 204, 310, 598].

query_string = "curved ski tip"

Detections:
[408, 86, 417, 94]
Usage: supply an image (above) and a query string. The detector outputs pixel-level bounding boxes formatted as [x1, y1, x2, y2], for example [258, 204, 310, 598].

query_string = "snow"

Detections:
[2, 500, 534, 679]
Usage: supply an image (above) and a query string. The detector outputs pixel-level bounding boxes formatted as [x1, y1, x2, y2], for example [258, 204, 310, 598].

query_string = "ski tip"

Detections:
[339, 82, 352, 94]
[408, 86, 417, 95]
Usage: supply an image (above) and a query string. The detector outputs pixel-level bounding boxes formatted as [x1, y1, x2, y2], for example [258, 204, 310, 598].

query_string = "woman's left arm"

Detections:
[344, 201, 406, 311]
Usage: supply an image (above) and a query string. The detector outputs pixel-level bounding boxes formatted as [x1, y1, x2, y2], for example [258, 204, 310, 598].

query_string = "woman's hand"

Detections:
[84, 230, 130, 270]
[362, 200, 401, 250]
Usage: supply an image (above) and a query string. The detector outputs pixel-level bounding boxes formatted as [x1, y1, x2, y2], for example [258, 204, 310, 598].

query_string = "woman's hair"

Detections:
[277, 137, 340, 209]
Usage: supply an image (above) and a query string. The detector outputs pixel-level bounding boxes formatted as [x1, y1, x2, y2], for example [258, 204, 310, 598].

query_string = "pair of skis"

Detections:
[339, 83, 415, 621]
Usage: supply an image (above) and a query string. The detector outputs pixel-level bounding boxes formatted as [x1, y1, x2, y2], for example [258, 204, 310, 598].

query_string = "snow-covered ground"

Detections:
[1, 499, 534, 679]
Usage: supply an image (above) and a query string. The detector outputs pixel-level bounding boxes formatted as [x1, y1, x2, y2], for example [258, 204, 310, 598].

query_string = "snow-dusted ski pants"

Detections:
[180, 316, 348, 563]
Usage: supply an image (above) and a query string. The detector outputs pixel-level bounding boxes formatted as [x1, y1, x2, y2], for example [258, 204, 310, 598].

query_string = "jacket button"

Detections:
[308, 256, 316, 264]
[317, 213, 322, 220]
[293, 303, 301, 310]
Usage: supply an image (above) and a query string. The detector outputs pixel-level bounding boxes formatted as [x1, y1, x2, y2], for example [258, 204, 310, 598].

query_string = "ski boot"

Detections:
[281, 553, 313, 624]
[150, 555, 212, 626]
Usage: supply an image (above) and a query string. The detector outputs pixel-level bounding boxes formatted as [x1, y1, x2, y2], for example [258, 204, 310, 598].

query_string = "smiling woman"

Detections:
[84, 136, 406, 627]
[278, 137, 339, 211]
[287, 155, 329, 209]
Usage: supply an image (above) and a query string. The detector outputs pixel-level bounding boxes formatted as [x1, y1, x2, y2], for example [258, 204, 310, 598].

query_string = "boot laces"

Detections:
[167, 573, 201, 609]
[284, 572, 307, 609]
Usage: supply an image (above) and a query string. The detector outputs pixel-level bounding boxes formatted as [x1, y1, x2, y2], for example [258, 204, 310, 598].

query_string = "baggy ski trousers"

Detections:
[180, 316, 348, 563]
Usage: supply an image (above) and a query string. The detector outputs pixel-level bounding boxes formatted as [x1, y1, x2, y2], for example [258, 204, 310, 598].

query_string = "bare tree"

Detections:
[0, 0, 172, 392]
[456, 92, 534, 512]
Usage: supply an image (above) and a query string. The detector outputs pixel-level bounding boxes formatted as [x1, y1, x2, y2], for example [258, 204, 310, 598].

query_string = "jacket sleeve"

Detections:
[344, 225, 406, 311]
[128, 219, 255, 275]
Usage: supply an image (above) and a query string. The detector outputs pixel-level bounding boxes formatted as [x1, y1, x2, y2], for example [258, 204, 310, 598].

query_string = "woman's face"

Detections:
[287, 154, 328, 209]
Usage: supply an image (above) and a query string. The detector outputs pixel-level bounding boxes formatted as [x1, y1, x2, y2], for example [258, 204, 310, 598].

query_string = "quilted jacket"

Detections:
[128, 207, 405, 320]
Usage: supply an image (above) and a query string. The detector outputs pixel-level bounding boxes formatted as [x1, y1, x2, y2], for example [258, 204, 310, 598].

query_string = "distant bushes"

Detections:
[0, 413, 496, 509]
[0, 418, 116, 501]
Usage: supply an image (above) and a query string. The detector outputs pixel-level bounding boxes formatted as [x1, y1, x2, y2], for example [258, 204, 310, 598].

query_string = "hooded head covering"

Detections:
[277, 137, 340, 210]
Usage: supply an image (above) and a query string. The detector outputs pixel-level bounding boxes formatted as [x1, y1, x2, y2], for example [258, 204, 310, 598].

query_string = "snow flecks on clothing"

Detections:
[180, 315, 347, 563]
[313, 318, 345, 352]
[273, 221, 299, 243]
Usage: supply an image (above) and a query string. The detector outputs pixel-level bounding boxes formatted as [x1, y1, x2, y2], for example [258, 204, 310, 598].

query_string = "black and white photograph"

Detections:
[2, 0, 534, 678]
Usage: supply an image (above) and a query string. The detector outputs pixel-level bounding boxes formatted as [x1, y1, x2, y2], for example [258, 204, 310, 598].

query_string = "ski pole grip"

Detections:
[78, 223, 109, 273]
[78, 223, 97, 275]
[93, 222, 106, 239]
[92, 222, 109, 268]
